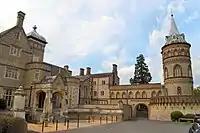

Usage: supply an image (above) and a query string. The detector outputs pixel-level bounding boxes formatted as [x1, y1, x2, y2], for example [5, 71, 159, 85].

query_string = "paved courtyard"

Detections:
[46, 119, 191, 133]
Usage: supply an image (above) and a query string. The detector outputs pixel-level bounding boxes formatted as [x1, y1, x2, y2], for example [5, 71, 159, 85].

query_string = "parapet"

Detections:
[150, 95, 200, 105]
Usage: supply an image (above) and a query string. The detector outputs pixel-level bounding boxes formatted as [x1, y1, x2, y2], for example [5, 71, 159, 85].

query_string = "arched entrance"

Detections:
[135, 103, 148, 119]
[37, 91, 46, 108]
[52, 92, 62, 109]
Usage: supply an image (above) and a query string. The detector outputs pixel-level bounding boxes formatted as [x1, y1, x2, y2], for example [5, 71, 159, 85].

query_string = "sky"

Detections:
[0, 0, 200, 86]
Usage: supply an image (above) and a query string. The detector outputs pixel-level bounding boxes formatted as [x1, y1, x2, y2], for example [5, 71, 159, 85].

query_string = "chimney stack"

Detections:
[16, 11, 25, 27]
[64, 65, 69, 71]
[86, 67, 91, 75]
[79, 68, 84, 76]
[112, 64, 117, 73]
[68, 70, 72, 76]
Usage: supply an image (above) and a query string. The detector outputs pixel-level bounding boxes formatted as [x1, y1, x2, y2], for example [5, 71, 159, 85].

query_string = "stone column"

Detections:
[13, 86, 26, 119]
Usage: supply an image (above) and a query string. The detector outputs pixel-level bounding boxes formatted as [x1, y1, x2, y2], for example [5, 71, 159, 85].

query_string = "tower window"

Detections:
[188, 65, 192, 77]
[173, 64, 182, 77]
[33, 55, 40, 62]
[34, 70, 40, 81]
[164, 67, 169, 79]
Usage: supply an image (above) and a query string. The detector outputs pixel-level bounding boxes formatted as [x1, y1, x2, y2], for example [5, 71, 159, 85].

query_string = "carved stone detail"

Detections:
[165, 33, 186, 45]
[164, 78, 193, 83]
[163, 57, 191, 64]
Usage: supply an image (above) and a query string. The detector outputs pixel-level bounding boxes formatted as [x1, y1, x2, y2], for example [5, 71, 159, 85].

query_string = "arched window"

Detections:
[129, 91, 133, 98]
[116, 92, 120, 99]
[164, 67, 169, 79]
[157, 91, 162, 96]
[142, 91, 147, 98]
[151, 91, 156, 98]
[188, 65, 192, 77]
[177, 87, 181, 95]
[165, 88, 168, 96]
[122, 92, 126, 98]
[135, 91, 140, 98]
[110, 92, 115, 98]
[173, 64, 182, 77]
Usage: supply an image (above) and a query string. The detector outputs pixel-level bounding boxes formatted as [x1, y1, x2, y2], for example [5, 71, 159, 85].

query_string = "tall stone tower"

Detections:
[161, 13, 193, 96]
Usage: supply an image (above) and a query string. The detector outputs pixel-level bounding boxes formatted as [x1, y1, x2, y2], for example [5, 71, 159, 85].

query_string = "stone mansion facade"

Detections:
[0, 11, 199, 121]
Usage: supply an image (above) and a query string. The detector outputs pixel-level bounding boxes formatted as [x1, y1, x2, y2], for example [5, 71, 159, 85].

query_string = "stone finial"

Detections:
[33, 25, 37, 31]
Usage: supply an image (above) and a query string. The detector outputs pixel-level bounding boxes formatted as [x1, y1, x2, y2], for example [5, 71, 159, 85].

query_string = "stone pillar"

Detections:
[13, 86, 26, 119]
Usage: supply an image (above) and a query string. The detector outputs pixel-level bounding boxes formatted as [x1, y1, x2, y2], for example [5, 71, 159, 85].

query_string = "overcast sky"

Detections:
[0, 0, 200, 86]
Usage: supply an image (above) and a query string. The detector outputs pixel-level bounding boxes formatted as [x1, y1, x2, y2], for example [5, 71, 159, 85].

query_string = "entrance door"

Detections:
[135, 104, 148, 119]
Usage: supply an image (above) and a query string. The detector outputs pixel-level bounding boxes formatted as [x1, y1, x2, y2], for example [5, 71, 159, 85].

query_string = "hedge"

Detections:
[0, 114, 27, 133]
[0, 98, 6, 110]
[170, 111, 183, 122]
[184, 114, 195, 119]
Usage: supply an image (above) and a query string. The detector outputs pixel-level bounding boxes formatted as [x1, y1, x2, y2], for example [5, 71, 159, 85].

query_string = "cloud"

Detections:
[0, 0, 126, 65]
[1, 0, 200, 87]
[101, 48, 134, 84]
[185, 11, 199, 23]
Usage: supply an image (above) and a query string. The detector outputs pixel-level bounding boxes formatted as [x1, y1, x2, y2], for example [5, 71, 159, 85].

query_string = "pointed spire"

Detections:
[169, 10, 179, 36]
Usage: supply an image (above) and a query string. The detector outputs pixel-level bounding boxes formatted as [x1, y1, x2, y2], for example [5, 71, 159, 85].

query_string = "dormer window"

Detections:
[10, 45, 20, 56]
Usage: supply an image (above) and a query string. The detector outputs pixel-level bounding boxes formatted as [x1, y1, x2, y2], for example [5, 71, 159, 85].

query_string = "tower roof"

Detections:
[27, 25, 47, 44]
[169, 13, 179, 35]
[165, 12, 187, 45]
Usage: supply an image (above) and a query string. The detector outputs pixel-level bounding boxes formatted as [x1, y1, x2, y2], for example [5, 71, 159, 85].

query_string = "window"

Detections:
[173, 64, 182, 77]
[10, 46, 20, 56]
[164, 67, 168, 79]
[102, 80, 105, 85]
[177, 87, 181, 95]
[93, 81, 96, 85]
[16, 32, 21, 40]
[3, 89, 14, 108]
[93, 91, 97, 96]
[33, 55, 40, 62]
[34, 70, 40, 81]
[100, 91, 104, 96]
[188, 65, 192, 77]
[4, 67, 19, 80]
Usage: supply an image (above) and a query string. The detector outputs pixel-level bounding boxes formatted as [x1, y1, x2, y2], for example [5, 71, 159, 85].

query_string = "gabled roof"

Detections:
[0, 26, 16, 37]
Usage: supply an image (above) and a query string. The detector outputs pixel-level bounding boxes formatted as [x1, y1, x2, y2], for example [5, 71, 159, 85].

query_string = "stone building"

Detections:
[0, 11, 119, 120]
[0, 11, 199, 122]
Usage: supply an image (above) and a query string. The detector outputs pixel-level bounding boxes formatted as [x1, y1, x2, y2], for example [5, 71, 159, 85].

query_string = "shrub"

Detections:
[184, 114, 195, 119]
[0, 114, 27, 133]
[0, 98, 6, 110]
[170, 111, 183, 122]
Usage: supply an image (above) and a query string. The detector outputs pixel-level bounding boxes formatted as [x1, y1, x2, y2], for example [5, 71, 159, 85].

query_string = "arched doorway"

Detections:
[37, 91, 46, 108]
[135, 103, 148, 119]
[52, 92, 62, 109]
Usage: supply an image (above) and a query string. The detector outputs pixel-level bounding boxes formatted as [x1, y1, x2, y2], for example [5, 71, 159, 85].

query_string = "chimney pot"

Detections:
[80, 68, 84, 76]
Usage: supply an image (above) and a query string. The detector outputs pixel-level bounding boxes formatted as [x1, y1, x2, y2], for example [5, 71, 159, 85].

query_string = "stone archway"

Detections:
[135, 103, 148, 119]
[37, 91, 46, 108]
